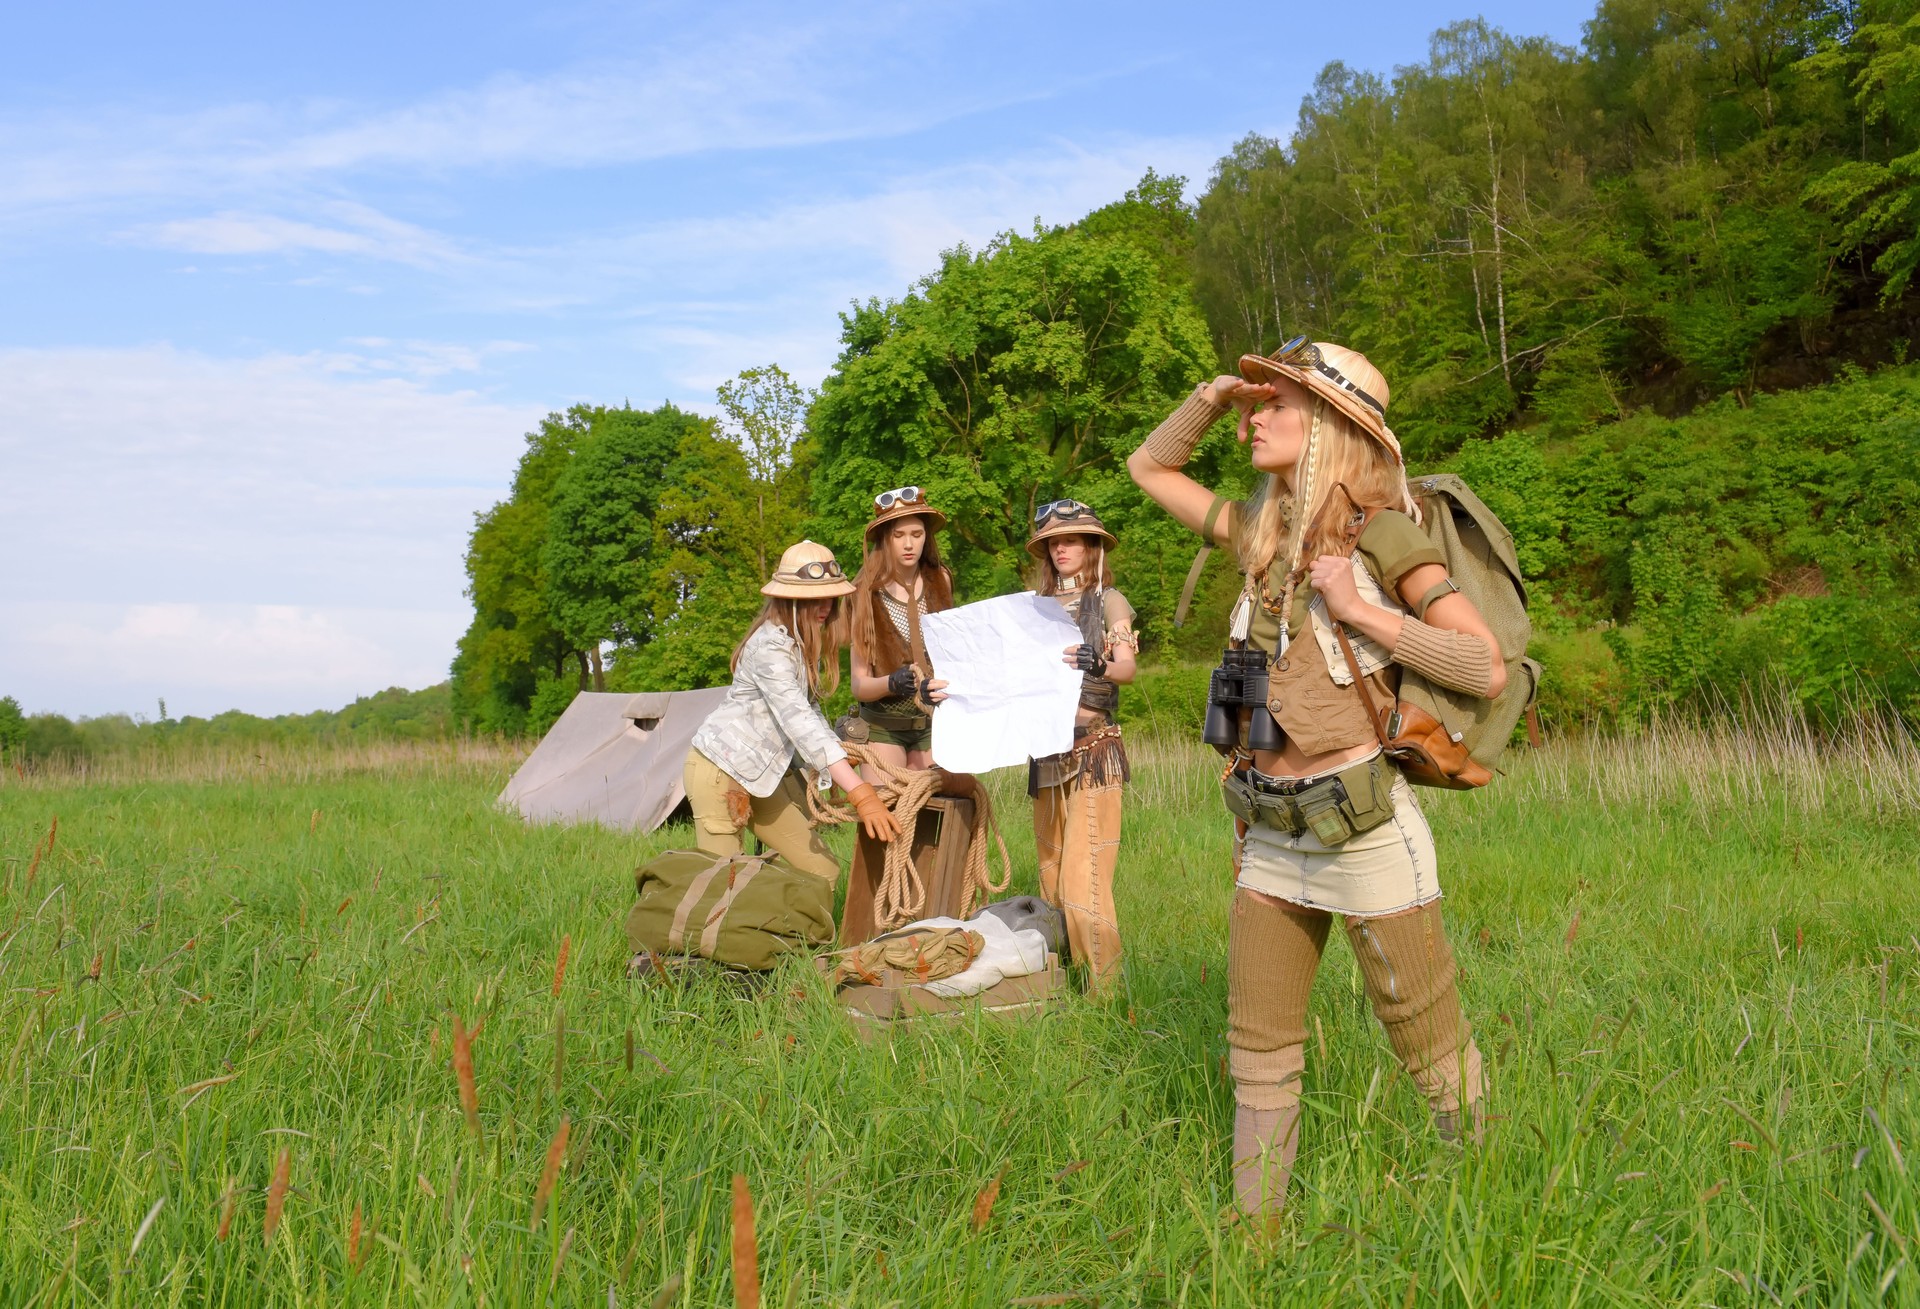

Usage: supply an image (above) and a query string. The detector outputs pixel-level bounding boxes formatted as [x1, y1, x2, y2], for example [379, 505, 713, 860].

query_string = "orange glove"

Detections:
[846, 782, 901, 843]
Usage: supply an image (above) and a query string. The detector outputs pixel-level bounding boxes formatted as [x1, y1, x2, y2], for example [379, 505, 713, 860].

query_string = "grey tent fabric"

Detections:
[499, 688, 728, 831]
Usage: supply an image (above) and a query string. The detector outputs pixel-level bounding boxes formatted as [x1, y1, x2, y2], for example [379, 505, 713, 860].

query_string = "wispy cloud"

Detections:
[0, 6, 1059, 223]
[139, 201, 465, 267]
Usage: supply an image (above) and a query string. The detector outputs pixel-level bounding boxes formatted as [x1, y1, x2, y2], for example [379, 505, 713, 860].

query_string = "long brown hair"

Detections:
[1027, 535, 1115, 595]
[730, 596, 846, 699]
[852, 515, 953, 670]
[1237, 399, 1411, 594]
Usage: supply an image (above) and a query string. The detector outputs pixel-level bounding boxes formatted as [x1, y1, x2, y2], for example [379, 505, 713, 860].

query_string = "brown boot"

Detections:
[1232, 1102, 1302, 1231]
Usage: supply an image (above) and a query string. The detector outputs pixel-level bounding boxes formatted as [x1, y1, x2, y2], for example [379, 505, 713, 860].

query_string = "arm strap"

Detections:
[1413, 577, 1461, 621]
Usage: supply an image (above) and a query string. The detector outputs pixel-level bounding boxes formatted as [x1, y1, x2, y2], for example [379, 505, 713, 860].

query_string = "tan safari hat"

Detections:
[761, 540, 856, 599]
[1238, 338, 1404, 463]
[863, 484, 948, 543]
[1025, 499, 1115, 558]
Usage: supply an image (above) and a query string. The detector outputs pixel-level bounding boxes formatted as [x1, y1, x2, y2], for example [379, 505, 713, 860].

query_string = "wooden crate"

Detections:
[838, 785, 978, 946]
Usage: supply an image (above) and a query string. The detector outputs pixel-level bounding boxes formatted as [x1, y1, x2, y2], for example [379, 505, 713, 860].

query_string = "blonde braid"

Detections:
[1273, 400, 1326, 654]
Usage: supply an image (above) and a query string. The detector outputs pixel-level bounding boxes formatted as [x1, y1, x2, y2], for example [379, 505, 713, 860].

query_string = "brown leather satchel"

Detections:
[1333, 624, 1492, 791]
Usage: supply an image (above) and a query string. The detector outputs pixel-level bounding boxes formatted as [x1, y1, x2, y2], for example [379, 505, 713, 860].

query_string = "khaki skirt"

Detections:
[1236, 772, 1439, 917]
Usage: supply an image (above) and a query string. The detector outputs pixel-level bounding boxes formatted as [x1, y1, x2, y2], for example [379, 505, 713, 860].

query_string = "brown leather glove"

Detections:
[846, 782, 901, 843]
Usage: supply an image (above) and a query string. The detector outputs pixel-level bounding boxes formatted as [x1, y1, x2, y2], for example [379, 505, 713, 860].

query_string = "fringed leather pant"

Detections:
[1032, 725, 1128, 993]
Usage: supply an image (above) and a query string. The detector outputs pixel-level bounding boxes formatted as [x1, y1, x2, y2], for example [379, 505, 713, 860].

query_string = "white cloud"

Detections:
[0, 344, 542, 715]
[0, 602, 467, 719]
[140, 201, 464, 267]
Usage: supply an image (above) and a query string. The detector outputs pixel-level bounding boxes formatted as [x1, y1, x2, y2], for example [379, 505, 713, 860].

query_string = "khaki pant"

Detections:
[683, 749, 840, 881]
[1034, 774, 1124, 993]
[1227, 891, 1484, 1119]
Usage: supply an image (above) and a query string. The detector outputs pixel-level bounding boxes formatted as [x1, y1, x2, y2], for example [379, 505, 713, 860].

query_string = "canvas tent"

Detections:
[499, 688, 728, 832]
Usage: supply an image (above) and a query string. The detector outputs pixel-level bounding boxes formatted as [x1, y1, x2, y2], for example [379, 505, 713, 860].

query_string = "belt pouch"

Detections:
[1221, 771, 1257, 825]
[1297, 778, 1357, 845]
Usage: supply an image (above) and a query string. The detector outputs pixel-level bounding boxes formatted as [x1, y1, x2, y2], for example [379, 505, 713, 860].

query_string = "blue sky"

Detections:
[0, 0, 1597, 718]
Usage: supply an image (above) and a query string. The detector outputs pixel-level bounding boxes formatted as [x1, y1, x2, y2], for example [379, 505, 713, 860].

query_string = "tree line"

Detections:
[429, 0, 1915, 736]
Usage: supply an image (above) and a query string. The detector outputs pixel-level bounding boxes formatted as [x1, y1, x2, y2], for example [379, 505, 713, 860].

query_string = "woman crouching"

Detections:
[685, 541, 901, 877]
[1026, 501, 1137, 996]
[1126, 341, 1505, 1227]
[849, 485, 952, 780]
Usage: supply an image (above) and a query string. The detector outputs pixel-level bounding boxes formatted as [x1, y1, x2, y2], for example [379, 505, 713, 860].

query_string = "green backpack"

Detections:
[1399, 473, 1542, 776]
[624, 850, 835, 971]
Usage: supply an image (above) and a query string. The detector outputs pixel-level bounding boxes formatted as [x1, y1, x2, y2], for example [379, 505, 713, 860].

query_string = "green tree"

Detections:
[0, 696, 25, 757]
[614, 367, 817, 691]
[808, 181, 1221, 631]
[451, 408, 591, 734]
[541, 404, 707, 689]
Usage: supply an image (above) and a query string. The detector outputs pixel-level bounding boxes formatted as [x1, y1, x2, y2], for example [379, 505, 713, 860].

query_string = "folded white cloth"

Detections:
[873, 909, 1049, 998]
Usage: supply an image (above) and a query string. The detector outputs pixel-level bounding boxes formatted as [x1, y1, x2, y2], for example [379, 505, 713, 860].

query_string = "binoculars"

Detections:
[1202, 647, 1282, 753]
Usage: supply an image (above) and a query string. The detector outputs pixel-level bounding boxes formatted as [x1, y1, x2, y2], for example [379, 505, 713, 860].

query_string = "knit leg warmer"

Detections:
[1138, 385, 1228, 468]
[1344, 902, 1486, 1122]
[1225, 889, 1329, 1220]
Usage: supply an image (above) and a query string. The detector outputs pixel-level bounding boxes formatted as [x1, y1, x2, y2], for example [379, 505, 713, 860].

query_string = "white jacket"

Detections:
[689, 622, 847, 796]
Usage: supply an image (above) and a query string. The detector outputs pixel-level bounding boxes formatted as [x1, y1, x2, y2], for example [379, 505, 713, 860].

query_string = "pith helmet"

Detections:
[1238, 339, 1404, 463]
[863, 484, 948, 543]
[1026, 499, 1116, 558]
[761, 540, 856, 599]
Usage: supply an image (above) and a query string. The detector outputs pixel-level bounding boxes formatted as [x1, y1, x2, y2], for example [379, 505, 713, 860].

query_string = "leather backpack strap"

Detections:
[1333, 623, 1393, 751]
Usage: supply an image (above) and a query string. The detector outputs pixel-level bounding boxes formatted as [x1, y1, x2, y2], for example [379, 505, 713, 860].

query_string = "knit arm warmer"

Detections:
[1139, 385, 1228, 468]
[1391, 618, 1497, 698]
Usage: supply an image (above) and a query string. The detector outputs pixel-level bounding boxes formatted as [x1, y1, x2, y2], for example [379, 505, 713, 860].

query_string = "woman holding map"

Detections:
[1025, 501, 1137, 996]
[1126, 341, 1504, 1229]
[849, 486, 952, 781]
[685, 541, 900, 876]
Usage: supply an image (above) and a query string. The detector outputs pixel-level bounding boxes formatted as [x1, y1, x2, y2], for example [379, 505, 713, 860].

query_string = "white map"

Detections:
[920, 592, 1084, 774]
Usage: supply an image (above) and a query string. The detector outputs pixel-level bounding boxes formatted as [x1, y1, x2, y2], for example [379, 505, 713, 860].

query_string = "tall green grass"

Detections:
[0, 726, 1915, 1305]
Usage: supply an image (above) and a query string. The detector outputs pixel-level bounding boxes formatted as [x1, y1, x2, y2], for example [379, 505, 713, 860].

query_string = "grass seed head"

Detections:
[971, 1168, 1007, 1233]
[216, 1185, 238, 1241]
[530, 1116, 570, 1231]
[347, 1203, 364, 1273]
[452, 1015, 482, 1139]
[552, 932, 571, 996]
[731, 1173, 761, 1309]
[264, 1149, 291, 1246]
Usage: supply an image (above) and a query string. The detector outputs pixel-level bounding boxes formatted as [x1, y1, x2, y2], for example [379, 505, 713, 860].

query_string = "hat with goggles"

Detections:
[1238, 338, 1403, 462]
[1025, 498, 1116, 558]
[762, 540, 856, 599]
[863, 484, 948, 542]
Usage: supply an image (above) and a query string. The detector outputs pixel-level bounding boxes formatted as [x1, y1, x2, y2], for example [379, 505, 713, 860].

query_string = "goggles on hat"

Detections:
[874, 486, 924, 511]
[1033, 499, 1096, 525]
[1270, 335, 1386, 417]
[775, 559, 845, 582]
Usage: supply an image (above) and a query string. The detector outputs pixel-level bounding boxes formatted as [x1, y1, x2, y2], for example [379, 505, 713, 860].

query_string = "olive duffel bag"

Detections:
[624, 850, 835, 971]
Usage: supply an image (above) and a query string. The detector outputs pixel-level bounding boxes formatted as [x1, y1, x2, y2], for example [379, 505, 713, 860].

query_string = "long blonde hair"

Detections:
[1237, 399, 1412, 607]
[731, 597, 845, 699]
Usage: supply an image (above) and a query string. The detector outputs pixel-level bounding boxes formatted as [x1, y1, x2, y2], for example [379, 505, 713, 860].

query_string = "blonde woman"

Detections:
[1126, 340, 1506, 1227]
[1025, 501, 1137, 995]
[685, 541, 901, 879]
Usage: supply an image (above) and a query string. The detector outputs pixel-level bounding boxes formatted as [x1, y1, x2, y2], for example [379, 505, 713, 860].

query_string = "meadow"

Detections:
[1, 722, 1916, 1307]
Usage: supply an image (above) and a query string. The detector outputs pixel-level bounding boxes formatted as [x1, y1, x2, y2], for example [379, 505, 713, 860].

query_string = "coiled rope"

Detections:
[804, 743, 1013, 932]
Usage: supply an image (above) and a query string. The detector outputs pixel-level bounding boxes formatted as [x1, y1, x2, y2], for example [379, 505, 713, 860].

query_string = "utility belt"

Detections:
[858, 702, 930, 733]
[1221, 752, 1397, 846]
[1029, 719, 1129, 797]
